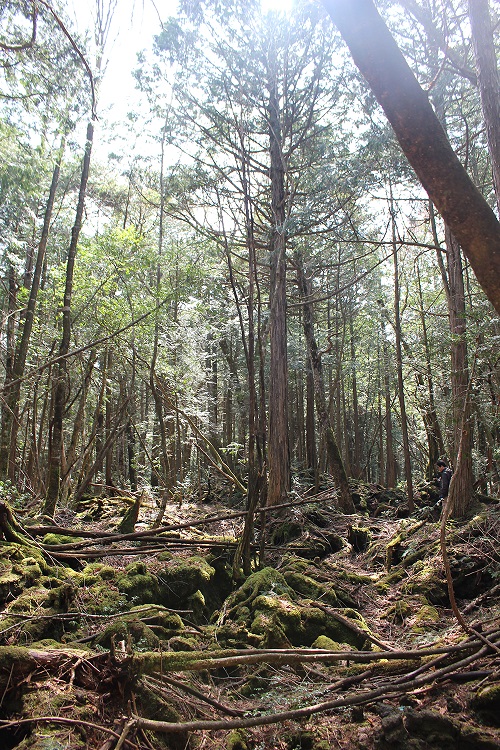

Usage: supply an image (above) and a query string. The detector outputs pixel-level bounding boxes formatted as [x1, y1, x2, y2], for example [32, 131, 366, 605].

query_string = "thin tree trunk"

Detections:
[305, 365, 318, 489]
[390, 193, 414, 511]
[349, 316, 361, 479]
[0, 265, 17, 478]
[416, 261, 445, 479]
[379, 303, 397, 488]
[44, 123, 93, 516]
[266, 72, 290, 507]
[444, 227, 474, 518]
[0, 134, 66, 482]
[296, 255, 354, 513]
[60, 350, 97, 503]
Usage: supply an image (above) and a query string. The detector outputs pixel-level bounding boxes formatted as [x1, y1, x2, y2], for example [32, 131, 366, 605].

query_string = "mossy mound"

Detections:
[156, 554, 220, 617]
[117, 561, 159, 605]
[218, 567, 370, 649]
[94, 617, 161, 651]
[471, 681, 500, 727]
[0, 542, 52, 606]
[401, 565, 448, 604]
[281, 557, 338, 606]
[42, 533, 84, 545]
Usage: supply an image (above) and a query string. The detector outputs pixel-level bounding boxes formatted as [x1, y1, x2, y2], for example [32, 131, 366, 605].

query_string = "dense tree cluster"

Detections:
[0, 0, 499, 523]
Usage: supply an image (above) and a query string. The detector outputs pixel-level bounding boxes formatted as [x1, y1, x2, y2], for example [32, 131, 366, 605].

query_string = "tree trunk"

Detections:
[44, 123, 93, 516]
[0, 134, 66, 483]
[444, 227, 474, 518]
[322, 0, 500, 315]
[380, 304, 397, 489]
[305, 365, 318, 489]
[296, 255, 354, 513]
[390, 194, 414, 511]
[349, 316, 361, 479]
[416, 261, 445, 480]
[468, 0, 500, 214]
[266, 74, 290, 507]
[0, 265, 17, 478]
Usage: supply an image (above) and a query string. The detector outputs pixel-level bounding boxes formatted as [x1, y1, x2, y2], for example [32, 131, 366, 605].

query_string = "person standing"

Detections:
[436, 459, 453, 506]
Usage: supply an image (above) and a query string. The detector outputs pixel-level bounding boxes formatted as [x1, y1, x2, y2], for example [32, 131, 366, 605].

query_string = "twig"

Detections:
[114, 718, 136, 750]
[310, 603, 396, 651]
[132, 645, 493, 733]
[145, 674, 245, 717]
[0, 716, 123, 742]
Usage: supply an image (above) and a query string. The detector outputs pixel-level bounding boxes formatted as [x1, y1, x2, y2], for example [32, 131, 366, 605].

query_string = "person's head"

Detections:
[436, 459, 447, 472]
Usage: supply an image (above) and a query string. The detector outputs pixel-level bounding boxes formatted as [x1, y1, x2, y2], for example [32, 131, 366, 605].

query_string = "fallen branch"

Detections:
[310, 602, 396, 651]
[132, 643, 494, 733]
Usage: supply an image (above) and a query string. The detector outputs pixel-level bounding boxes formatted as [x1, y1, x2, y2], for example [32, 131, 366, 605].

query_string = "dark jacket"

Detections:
[438, 467, 453, 499]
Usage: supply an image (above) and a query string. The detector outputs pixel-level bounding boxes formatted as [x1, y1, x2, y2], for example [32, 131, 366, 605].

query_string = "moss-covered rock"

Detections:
[348, 525, 371, 553]
[401, 565, 447, 604]
[117, 561, 159, 605]
[271, 521, 302, 545]
[156, 555, 217, 616]
[42, 533, 84, 545]
[471, 681, 500, 726]
[78, 579, 127, 615]
[219, 567, 369, 650]
[412, 604, 440, 628]
[95, 617, 161, 651]
[226, 729, 250, 750]
[282, 569, 338, 607]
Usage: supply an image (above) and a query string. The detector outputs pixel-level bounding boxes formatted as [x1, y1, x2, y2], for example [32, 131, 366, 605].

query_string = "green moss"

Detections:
[402, 566, 447, 603]
[117, 563, 159, 605]
[311, 635, 347, 650]
[156, 555, 217, 613]
[95, 618, 161, 651]
[8, 587, 52, 613]
[412, 604, 440, 627]
[82, 562, 117, 581]
[226, 729, 249, 750]
[226, 567, 293, 612]
[471, 681, 500, 726]
[168, 635, 200, 651]
[382, 600, 411, 623]
[348, 525, 371, 553]
[271, 521, 302, 545]
[386, 535, 402, 570]
[282, 571, 338, 607]
[42, 534, 83, 545]
[78, 581, 127, 615]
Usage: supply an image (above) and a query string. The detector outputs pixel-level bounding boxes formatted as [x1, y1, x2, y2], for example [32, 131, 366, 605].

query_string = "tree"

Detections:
[321, 0, 500, 315]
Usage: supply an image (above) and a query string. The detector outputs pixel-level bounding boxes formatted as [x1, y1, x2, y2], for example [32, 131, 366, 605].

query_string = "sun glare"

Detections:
[261, 0, 294, 13]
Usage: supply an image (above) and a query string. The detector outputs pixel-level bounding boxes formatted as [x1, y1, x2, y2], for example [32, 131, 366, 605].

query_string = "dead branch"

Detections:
[310, 602, 396, 651]
[131, 642, 494, 734]
[143, 674, 245, 717]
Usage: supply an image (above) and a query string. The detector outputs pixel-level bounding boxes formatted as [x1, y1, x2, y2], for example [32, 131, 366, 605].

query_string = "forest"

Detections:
[0, 0, 499, 748]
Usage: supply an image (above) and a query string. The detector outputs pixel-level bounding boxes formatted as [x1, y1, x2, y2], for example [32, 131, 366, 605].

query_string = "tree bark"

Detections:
[468, 0, 500, 214]
[444, 228, 474, 518]
[44, 123, 93, 516]
[0, 134, 66, 483]
[321, 0, 500, 314]
[266, 72, 290, 507]
[296, 255, 354, 513]
[390, 193, 414, 511]
[416, 261, 445, 480]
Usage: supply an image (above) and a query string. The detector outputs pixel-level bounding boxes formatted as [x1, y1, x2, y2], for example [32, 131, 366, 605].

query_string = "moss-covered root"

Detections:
[0, 501, 32, 545]
[0, 646, 94, 690]
[118, 491, 143, 533]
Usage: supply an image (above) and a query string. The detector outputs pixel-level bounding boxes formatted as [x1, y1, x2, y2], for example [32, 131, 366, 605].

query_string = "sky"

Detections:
[68, 0, 295, 117]
[66, 0, 294, 158]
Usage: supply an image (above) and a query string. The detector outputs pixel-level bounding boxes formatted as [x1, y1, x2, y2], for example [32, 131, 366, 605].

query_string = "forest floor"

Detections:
[0, 481, 498, 749]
